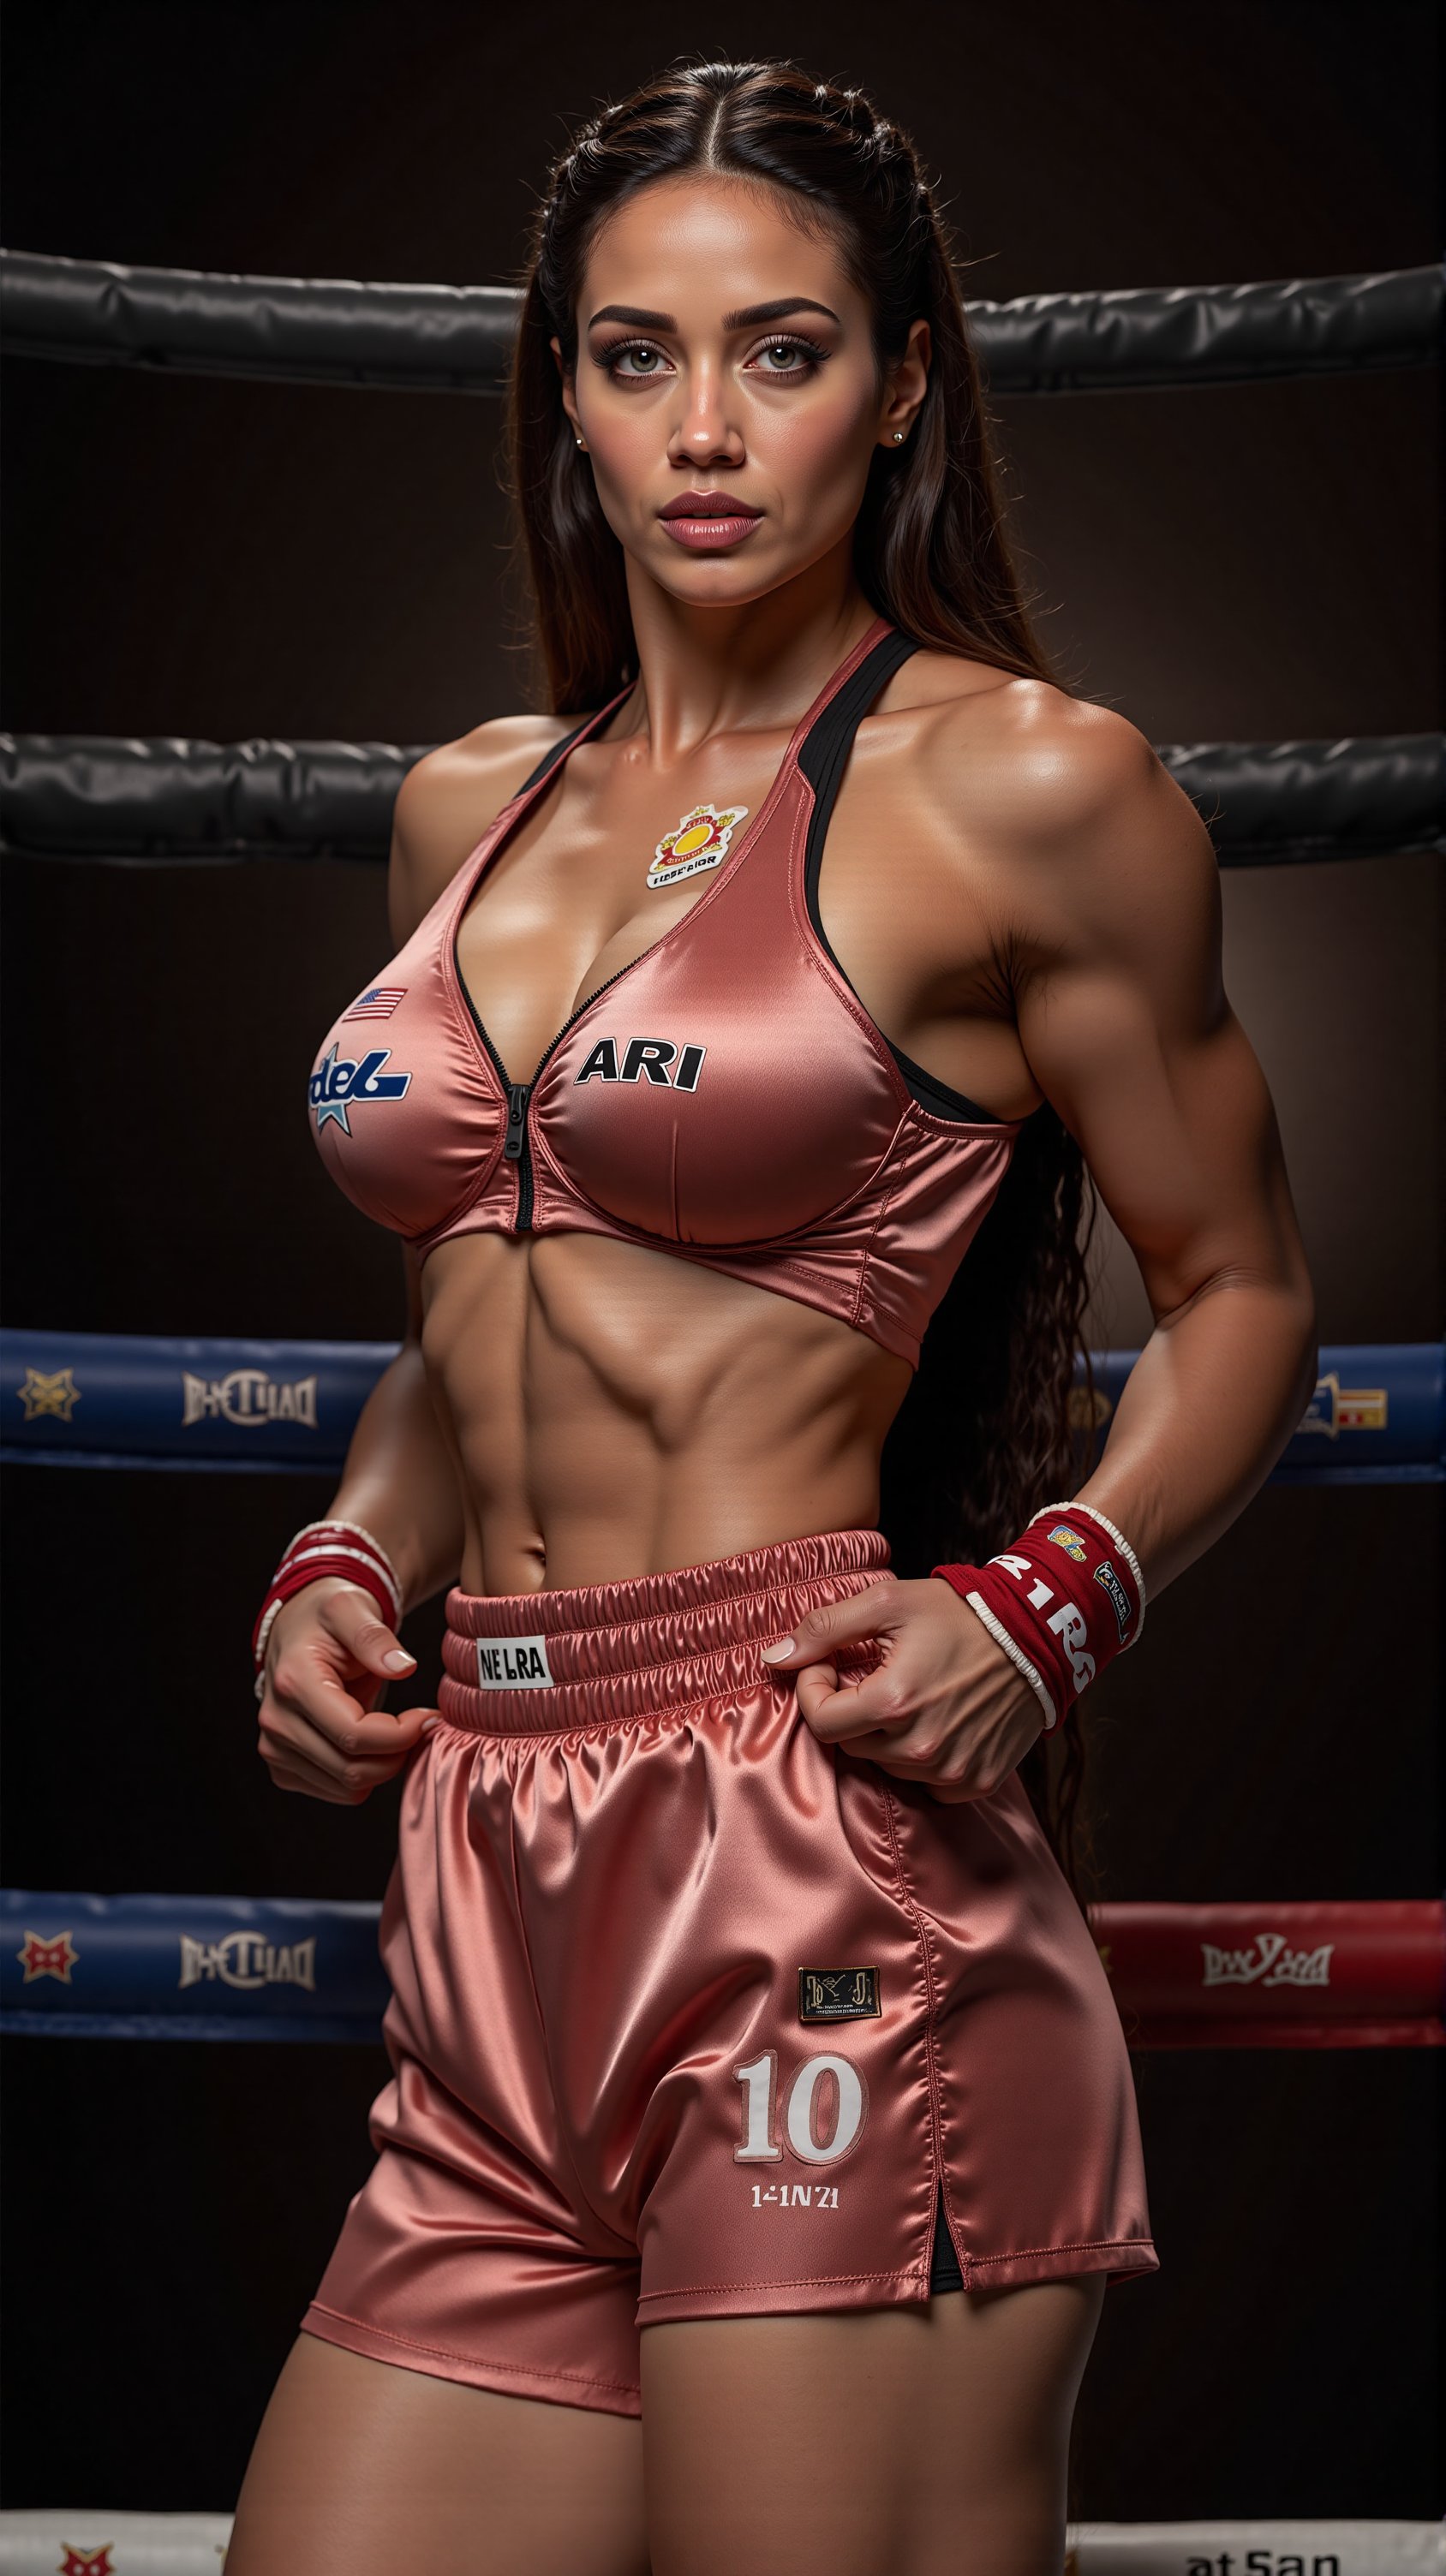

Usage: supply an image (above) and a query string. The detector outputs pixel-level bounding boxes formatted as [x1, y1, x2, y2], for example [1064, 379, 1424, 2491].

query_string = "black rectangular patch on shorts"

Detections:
[798, 1966, 881, 2022]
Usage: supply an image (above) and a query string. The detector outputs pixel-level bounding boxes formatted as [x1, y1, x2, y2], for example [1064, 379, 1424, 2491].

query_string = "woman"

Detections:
[229, 59, 1316, 2576]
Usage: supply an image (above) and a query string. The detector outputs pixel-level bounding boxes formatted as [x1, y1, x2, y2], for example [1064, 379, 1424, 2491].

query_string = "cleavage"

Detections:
[454, 744, 776, 1085]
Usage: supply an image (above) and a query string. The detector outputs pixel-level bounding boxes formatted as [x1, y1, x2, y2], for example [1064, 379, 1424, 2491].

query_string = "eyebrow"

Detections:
[586, 296, 842, 333]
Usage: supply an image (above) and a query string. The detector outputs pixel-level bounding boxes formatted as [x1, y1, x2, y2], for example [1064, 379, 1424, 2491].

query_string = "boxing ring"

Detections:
[1, 244, 1441, 2567]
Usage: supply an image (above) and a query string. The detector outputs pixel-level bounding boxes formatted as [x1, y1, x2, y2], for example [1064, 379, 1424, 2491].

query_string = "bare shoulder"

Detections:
[388, 711, 573, 943]
[893, 654, 1162, 835]
[886, 653, 1217, 943]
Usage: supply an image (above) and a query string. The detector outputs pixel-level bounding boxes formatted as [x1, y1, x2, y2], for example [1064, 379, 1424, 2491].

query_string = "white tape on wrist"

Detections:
[963, 1591, 1061, 1732]
[278, 1541, 403, 1624]
[292, 1518, 402, 1588]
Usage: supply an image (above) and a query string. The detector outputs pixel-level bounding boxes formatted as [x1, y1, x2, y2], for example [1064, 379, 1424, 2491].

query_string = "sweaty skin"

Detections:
[257, 173, 1313, 1816]
[232, 164, 1318, 2576]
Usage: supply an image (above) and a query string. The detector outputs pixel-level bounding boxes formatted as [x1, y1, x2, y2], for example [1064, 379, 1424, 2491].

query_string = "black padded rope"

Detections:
[0, 253, 521, 394]
[3, 733, 1438, 868]
[2, 250, 1438, 395]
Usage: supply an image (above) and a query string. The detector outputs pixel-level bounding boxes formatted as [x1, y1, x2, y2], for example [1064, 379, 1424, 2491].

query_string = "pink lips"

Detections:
[659, 492, 763, 552]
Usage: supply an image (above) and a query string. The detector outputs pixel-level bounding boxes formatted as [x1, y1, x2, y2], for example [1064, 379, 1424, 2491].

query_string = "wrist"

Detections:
[931, 1501, 1144, 1732]
[252, 1518, 403, 1680]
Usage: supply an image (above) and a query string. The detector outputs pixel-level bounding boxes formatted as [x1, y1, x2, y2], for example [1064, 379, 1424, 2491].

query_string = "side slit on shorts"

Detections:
[303, 1531, 1155, 2417]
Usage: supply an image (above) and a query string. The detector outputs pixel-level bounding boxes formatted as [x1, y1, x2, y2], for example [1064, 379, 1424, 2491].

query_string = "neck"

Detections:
[615, 546, 879, 764]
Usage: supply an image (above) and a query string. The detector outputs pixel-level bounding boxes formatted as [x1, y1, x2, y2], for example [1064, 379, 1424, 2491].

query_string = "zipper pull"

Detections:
[503, 1082, 531, 1161]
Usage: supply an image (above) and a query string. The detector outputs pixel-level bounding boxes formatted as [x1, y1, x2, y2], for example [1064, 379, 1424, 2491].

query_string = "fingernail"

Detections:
[383, 1649, 416, 1673]
[419, 1714, 440, 1731]
[760, 1637, 795, 1664]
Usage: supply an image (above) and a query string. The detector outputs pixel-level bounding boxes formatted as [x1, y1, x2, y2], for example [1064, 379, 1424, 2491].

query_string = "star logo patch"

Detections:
[16, 1366, 81, 1422]
[16, 1929, 78, 1983]
[308, 1042, 411, 1136]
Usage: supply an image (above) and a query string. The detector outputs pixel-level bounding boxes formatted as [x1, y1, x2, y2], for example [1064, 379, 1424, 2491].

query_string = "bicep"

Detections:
[1013, 753, 1305, 1319]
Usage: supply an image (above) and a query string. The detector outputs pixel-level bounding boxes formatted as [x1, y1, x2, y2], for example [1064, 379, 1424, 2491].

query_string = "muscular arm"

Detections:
[769, 695, 1317, 1797]
[1005, 709, 1317, 1591]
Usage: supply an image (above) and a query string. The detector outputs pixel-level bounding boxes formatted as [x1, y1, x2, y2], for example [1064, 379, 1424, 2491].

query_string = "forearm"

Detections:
[1079, 1265, 1318, 1596]
[321, 1339, 465, 1613]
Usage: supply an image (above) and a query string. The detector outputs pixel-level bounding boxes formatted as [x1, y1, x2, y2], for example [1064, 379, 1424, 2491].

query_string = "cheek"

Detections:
[756, 387, 880, 519]
[586, 402, 665, 487]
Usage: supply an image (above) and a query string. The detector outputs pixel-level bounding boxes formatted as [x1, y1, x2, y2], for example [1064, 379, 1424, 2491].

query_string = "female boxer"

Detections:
[228, 60, 1315, 2576]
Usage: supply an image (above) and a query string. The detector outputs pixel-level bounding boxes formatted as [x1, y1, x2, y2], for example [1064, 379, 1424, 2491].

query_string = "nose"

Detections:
[667, 361, 745, 470]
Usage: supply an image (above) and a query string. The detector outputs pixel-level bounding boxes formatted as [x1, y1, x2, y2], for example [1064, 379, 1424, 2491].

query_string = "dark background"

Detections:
[2, 0, 1441, 2522]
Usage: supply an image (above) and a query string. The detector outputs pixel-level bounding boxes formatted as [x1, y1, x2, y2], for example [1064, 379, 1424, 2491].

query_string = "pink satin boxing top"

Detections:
[308, 620, 1025, 1366]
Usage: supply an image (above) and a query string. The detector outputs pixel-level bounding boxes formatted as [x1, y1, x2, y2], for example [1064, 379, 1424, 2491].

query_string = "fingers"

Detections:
[794, 1651, 912, 1744]
[758, 1579, 903, 1674]
[266, 1751, 407, 1805]
[259, 1694, 439, 1804]
[776, 1574, 1046, 1796]
[260, 1595, 439, 1799]
[829, 1694, 1040, 1802]
[266, 1636, 416, 1756]
[317, 1584, 418, 1682]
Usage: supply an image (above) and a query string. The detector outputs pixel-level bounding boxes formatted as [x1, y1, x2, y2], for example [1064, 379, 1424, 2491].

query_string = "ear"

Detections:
[878, 318, 931, 450]
[551, 334, 583, 442]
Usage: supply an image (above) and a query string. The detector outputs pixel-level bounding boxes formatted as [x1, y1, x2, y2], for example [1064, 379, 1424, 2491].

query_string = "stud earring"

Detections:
[575, 435, 587, 450]
[891, 430, 905, 444]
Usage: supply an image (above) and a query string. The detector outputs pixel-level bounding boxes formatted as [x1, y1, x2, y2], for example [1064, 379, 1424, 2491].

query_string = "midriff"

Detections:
[418, 1227, 911, 1595]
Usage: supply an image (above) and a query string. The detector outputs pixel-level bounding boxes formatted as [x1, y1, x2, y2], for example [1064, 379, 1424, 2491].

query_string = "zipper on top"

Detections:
[502, 1082, 534, 1226]
[457, 952, 645, 1235]
[450, 635, 881, 1230]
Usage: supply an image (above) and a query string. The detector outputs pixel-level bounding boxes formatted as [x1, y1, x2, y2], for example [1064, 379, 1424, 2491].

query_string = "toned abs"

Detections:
[402, 647, 1040, 1595]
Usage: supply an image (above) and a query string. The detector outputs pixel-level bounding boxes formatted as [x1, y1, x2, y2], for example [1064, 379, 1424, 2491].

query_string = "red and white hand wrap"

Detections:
[931, 1501, 1145, 1733]
[252, 1518, 403, 1685]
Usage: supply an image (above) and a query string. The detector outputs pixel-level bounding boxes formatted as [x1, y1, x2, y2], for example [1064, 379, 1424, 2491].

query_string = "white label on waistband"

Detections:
[475, 1635, 556, 1690]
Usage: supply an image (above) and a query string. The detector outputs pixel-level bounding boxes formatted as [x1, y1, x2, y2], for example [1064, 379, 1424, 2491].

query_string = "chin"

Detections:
[645, 544, 797, 609]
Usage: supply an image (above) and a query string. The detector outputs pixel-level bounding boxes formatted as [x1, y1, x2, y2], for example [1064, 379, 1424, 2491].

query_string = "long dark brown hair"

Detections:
[507, 59, 1097, 1880]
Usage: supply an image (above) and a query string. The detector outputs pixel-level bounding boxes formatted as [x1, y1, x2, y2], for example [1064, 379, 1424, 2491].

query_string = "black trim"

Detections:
[887, 1040, 1000, 1126]
[515, 713, 598, 798]
[928, 2184, 965, 2294]
[453, 695, 631, 1230]
[798, 630, 1005, 1128]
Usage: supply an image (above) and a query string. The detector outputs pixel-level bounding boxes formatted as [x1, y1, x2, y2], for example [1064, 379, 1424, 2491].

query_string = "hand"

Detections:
[760, 1576, 1042, 1804]
[257, 1577, 439, 1804]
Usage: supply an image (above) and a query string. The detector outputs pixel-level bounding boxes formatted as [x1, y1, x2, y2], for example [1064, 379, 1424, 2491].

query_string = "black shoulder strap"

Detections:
[514, 713, 604, 798]
[797, 626, 919, 802]
[798, 625, 1007, 1128]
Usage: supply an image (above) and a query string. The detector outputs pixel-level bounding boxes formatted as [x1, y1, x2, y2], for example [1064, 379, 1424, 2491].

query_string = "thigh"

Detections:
[640, 2276, 1104, 2576]
[227, 2334, 648, 2576]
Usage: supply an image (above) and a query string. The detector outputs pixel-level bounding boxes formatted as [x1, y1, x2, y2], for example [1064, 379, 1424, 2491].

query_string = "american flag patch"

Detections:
[343, 987, 407, 1022]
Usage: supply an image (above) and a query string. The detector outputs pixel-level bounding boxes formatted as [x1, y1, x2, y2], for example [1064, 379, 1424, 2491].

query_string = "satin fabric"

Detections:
[306, 618, 1019, 1366]
[302, 1533, 1156, 2418]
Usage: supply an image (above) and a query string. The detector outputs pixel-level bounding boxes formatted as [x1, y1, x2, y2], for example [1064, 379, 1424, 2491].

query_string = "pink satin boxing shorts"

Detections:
[302, 1531, 1156, 2417]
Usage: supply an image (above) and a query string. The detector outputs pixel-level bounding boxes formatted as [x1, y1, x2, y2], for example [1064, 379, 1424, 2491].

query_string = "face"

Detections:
[556, 174, 929, 606]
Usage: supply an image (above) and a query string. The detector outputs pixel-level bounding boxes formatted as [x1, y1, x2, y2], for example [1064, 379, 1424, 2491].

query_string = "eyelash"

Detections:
[592, 333, 830, 384]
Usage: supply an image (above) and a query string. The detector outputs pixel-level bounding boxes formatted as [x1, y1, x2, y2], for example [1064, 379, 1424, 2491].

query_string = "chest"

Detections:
[455, 720, 1000, 1086]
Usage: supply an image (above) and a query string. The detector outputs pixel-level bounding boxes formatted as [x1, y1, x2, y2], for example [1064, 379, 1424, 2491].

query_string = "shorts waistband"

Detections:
[439, 1529, 891, 1735]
